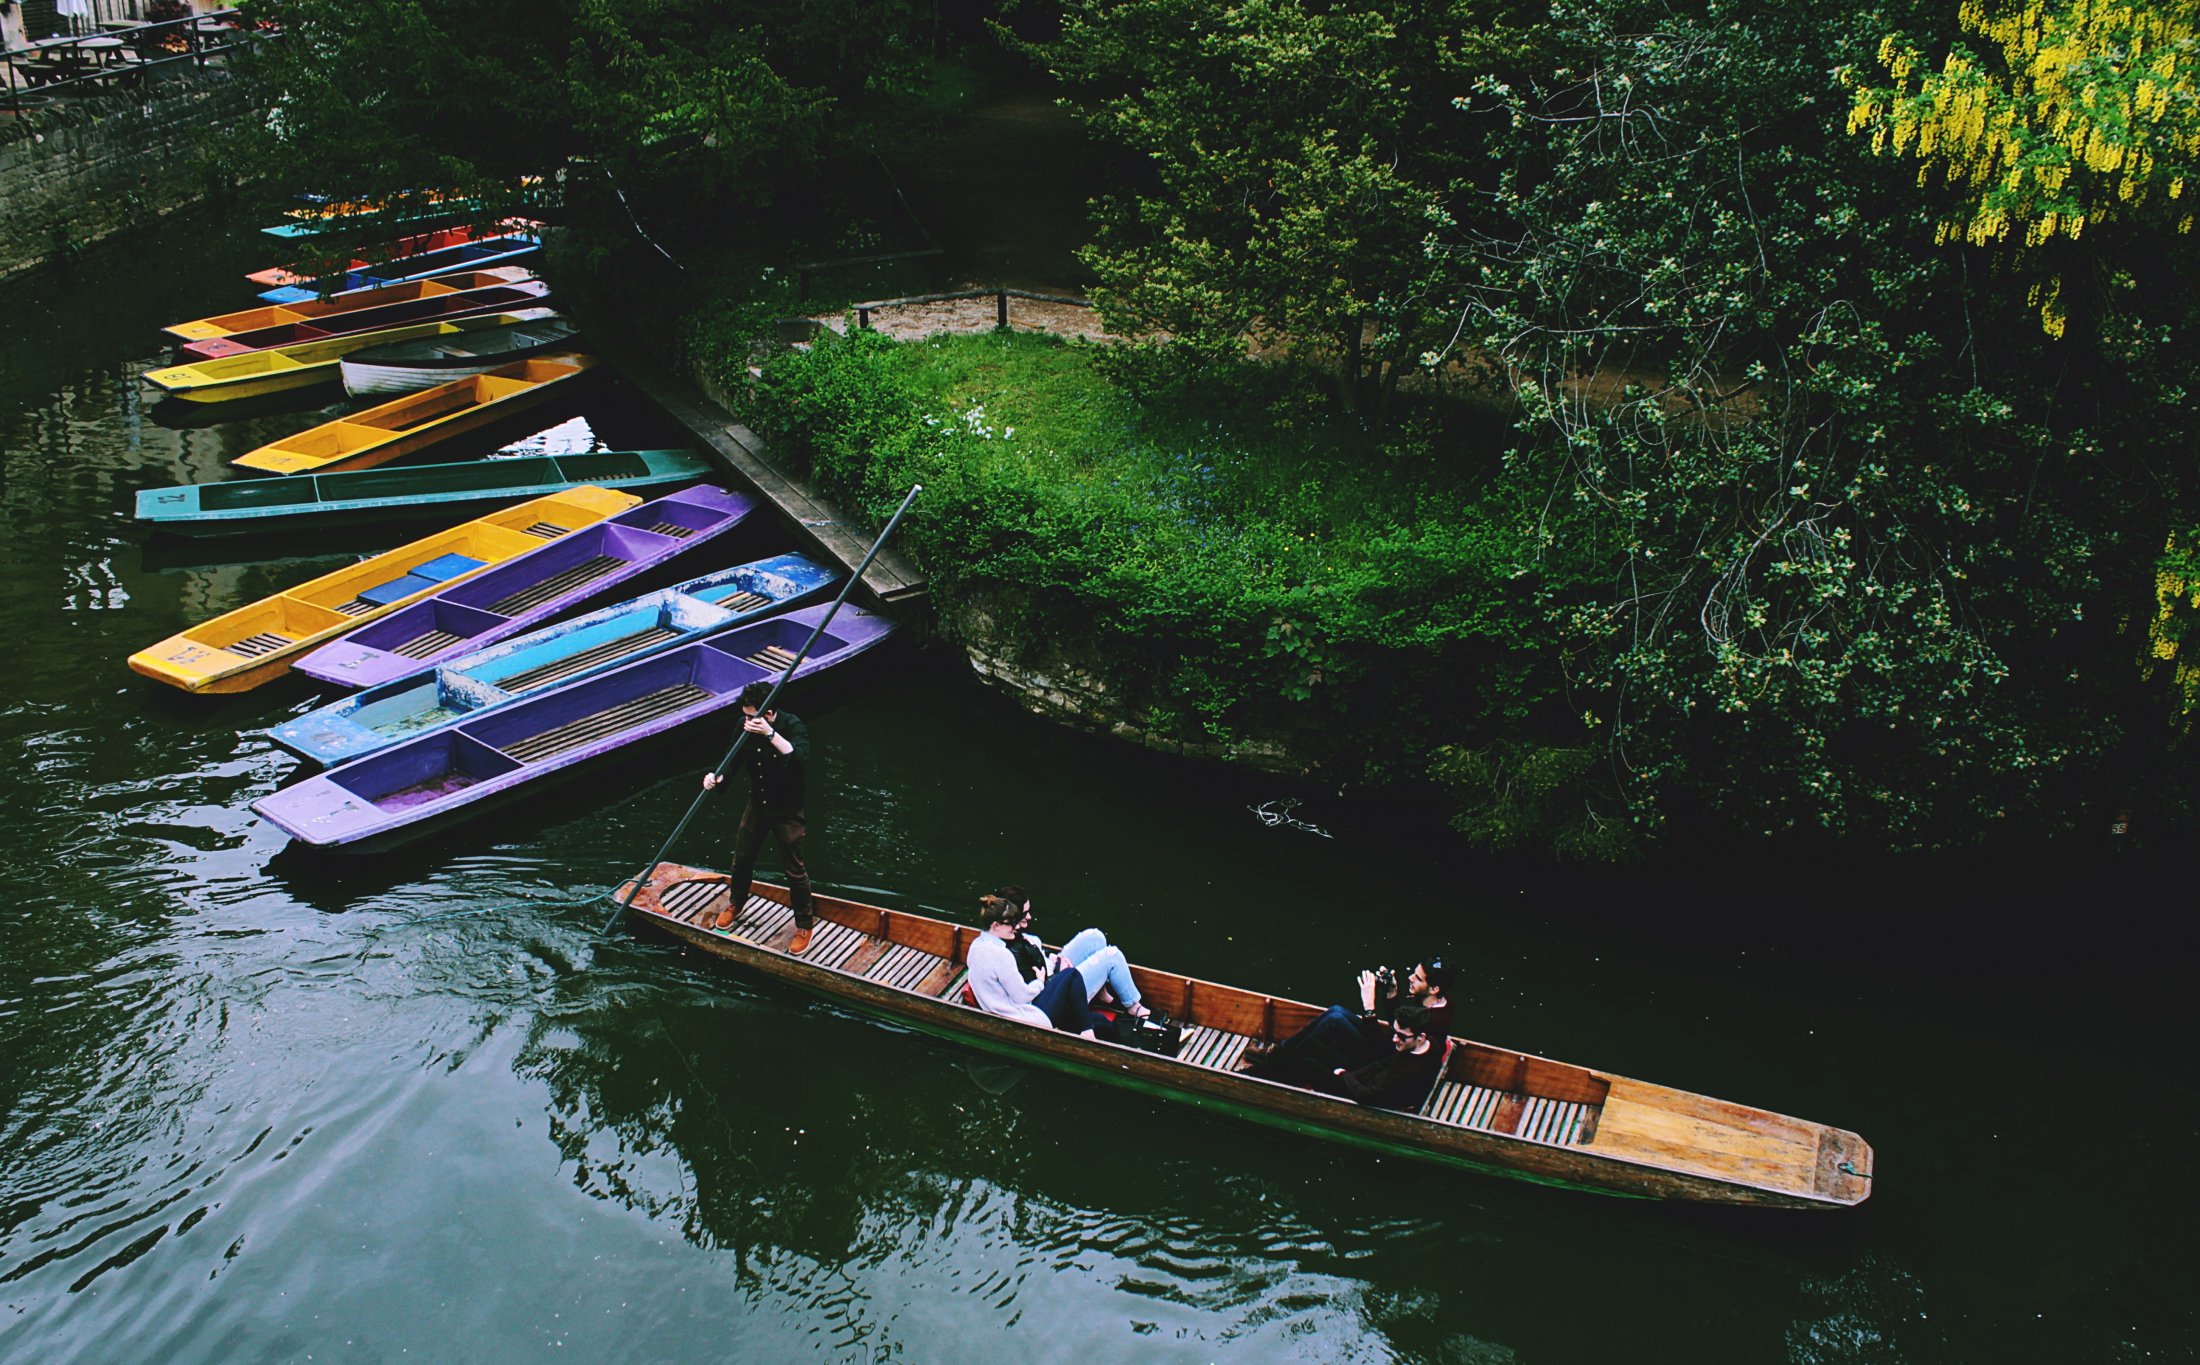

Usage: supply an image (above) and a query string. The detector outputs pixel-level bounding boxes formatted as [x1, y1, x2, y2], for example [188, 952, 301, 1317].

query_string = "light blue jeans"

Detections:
[1060, 927, 1142, 1010]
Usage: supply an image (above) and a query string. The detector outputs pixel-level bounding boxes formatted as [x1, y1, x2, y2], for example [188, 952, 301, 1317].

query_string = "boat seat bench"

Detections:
[646, 879, 1600, 1146]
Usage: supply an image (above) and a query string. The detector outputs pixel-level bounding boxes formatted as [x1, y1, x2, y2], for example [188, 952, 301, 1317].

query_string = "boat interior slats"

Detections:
[496, 682, 710, 763]
[868, 944, 938, 991]
[227, 631, 292, 658]
[937, 970, 969, 1001]
[391, 629, 466, 660]
[659, 878, 729, 924]
[715, 592, 771, 613]
[801, 922, 871, 971]
[486, 555, 624, 616]
[496, 625, 680, 691]
[745, 644, 800, 672]
[520, 521, 570, 539]
[1415, 1080, 1595, 1145]
[1176, 1026, 1255, 1072]
[645, 521, 696, 538]
[729, 897, 795, 944]
[913, 958, 960, 996]
[333, 597, 378, 617]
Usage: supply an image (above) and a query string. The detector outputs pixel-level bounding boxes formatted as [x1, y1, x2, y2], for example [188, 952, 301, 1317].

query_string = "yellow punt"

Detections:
[128, 486, 642, 694]
[144, 310, 559, 404]
[233, 352, 599, 476]
[161, 267, 539, 343]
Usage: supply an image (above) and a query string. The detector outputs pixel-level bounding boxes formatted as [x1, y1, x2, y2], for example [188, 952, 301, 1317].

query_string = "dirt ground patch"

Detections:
[810, 293, 1122, 343]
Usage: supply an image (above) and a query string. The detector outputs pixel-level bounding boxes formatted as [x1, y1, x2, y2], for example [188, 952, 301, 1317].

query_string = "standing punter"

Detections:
[701, 680, 817, 952]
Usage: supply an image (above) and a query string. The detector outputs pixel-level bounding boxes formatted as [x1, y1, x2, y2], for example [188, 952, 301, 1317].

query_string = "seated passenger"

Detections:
[1235, 953, 1454, 1083]
[967, 890, 1095, 1039]
[984, 884, 1152, 1019]
[1317, 1004, 1447, 1111]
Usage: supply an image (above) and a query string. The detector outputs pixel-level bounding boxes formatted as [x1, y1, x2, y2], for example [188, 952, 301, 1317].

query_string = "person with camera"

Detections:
[1234, 954, 1454, 1086]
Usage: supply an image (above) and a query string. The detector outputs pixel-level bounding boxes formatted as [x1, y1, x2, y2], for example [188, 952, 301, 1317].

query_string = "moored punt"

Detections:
[128, 486, 641, 694]
[145, 308, 564, 405]
[229, 352, 599, 475]
[251, 603, 896, 849]
[246, 222, 538, 289]
[164, 267, 540, 345]
[292, 485, 760, 689]
[267, 553, 838, 766]
[256, 232, 542, 305]
[174, 279, 553, 362]
[618, 872, 1876, 1209]
[339, 315, 583, 396]
[134, 449, 713, 538]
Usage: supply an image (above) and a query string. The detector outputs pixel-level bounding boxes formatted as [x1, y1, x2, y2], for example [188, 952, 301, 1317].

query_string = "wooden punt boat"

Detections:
[145, 308, 563, 405]
[291, 485, 759, 689]
[173, 279, 553, 362]
[339, 316, 583, 396]
[127, 486, 641, 694]
[133, 449, 714, 539]
[267, 553, 838, 766]
[165, 267, 540, 345]
[617, 872, 1875, 1209]
[251, 604, 896, 849]
[228, 352, 598, 474]
[246, 222, 537, 289]
[256, 232, 542, 305]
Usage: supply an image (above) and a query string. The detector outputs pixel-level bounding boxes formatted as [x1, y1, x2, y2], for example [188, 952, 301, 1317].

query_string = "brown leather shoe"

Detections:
[708, 905, 735, 931]
[788, 925, 814, 955]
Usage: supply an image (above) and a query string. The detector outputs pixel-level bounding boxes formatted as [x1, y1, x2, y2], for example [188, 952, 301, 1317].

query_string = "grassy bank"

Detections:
[726, 326, 1603, 808]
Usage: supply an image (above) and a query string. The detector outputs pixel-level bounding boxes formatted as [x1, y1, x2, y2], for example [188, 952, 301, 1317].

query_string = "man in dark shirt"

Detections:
[1319, 1004, 1446, 1111]
[701, 680, 817, 952]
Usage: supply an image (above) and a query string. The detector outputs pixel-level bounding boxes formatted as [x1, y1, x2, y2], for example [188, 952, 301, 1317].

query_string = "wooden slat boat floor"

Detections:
[658, 877, 729, 925]
[392, 629, 466, 660]
[334, 597, 377, 616]
[520, 521, 570, 539]
[1423, 1081, 1507, 1130]
[715, 592, 771, 613]
[498, 682, 710, 763]
[645, 521, 696, 538]
[486, 555, 622, 615]
[228, 631, 293, 658]
[497, 624, 681, 692]
[1177, 1025, 1253, 1072]
[744, 645, 800, 672]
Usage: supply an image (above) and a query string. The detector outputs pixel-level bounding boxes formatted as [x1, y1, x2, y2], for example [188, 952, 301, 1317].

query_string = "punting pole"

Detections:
[598, 482, 922, 934]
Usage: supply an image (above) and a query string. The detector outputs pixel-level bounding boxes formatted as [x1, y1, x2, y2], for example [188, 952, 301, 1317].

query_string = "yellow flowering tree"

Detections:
[1846, 0, 2200, 336]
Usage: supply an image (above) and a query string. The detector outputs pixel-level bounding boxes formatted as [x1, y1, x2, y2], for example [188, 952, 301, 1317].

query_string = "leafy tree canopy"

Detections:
[1041, 0, 1542, 421]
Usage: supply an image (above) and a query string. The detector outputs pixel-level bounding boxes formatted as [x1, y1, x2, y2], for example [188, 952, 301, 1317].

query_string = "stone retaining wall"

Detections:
[0, 68, 254, 281]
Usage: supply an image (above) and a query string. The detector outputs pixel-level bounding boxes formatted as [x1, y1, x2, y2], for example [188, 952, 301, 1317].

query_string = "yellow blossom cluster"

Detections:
[1847, 1, 2200, 333]
[2150, 532, 2200, 714]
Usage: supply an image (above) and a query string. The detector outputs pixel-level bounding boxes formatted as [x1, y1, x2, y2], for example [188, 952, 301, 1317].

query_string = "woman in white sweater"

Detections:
[967, 891, 1096, 1038]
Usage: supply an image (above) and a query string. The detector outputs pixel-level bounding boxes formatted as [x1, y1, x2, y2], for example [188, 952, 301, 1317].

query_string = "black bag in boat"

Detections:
[1093, 1008, 1185, 1057]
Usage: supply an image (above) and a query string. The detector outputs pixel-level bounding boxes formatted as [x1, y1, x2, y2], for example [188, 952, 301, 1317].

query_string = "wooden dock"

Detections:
[578, 322, 927, 607]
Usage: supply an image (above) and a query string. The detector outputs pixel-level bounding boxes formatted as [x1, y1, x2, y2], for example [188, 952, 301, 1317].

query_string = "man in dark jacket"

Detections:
[1317, 1004, 1446, 1111]
[702, 680, 816, 952]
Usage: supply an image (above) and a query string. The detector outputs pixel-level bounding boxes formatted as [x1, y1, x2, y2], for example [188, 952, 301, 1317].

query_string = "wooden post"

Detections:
[996, 291, 1009, 330]
[857, 307, 872, 330]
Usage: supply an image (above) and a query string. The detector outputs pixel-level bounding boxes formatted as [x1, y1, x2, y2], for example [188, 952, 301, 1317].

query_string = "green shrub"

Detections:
[735, 327, 1593, 783]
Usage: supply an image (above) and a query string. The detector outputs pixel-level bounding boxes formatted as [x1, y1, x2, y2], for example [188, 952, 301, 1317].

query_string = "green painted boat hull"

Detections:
[135, 450, 715, 537]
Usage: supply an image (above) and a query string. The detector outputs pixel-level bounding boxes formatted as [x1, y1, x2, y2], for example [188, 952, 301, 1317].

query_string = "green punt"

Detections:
[134, 450, 715, 538]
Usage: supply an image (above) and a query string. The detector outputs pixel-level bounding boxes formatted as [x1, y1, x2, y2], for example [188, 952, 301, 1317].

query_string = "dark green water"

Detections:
[1, 207, 2191, 1364]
